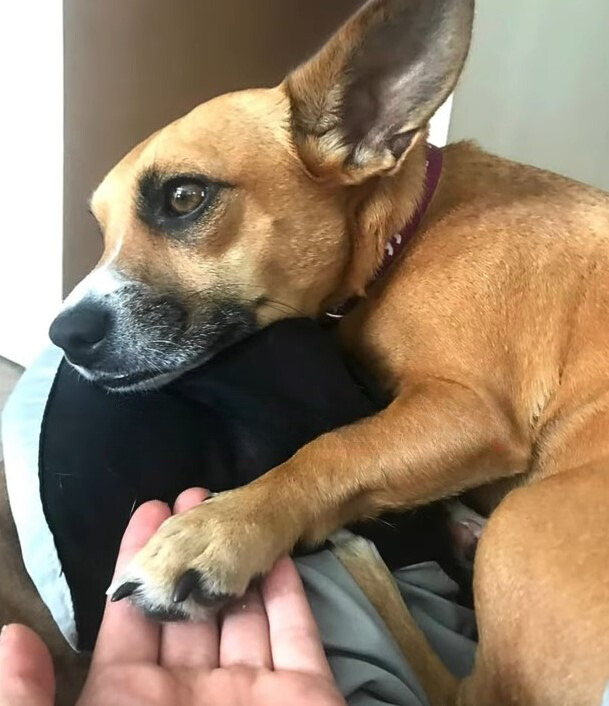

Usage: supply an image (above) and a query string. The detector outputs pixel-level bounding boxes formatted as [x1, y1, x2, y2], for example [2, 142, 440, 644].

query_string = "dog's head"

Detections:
[50, 0, 474, 391]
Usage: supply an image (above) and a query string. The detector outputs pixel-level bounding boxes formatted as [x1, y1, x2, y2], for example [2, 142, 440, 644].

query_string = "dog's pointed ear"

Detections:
[285, 0, 474, 183]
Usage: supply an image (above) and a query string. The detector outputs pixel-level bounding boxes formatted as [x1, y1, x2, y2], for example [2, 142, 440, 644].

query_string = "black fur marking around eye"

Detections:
[136, 168, 225, 239]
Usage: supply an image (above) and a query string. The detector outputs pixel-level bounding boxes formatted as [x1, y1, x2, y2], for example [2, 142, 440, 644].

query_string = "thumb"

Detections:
[0, 624, 55, 706]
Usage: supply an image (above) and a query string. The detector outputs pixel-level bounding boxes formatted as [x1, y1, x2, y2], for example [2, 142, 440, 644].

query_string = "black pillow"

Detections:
[40, 318, 451, 651]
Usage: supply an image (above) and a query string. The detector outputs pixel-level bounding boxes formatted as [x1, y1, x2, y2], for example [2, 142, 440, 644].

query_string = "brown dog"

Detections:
[45, 0, 609, 703]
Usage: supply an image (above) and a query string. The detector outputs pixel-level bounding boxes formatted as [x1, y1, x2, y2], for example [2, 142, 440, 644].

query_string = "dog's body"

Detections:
[42, 0, 609, 703]
[338, 141, 609, 705]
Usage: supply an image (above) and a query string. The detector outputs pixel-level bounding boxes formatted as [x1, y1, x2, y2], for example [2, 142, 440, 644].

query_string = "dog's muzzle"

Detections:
[49, 292, 190, 390]
[49, 267, 257, 391]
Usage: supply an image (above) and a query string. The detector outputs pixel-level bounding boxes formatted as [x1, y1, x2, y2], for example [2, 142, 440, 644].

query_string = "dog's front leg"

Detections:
[113, 380, 528, 619]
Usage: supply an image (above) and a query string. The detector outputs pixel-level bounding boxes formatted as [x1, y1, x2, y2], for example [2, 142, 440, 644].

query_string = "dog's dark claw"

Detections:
[110, 581, 141, 602]
[173, 569, 201, 603]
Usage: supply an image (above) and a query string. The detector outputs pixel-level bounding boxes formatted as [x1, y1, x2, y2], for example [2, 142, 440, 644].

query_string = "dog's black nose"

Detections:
[49, 304, 110, 366]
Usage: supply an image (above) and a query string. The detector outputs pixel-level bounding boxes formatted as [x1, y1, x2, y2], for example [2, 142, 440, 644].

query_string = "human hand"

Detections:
[0, 488, 346, 706]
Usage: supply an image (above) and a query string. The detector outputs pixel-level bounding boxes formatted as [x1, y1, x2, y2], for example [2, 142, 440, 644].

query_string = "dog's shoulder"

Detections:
[430, 141, 609, 251]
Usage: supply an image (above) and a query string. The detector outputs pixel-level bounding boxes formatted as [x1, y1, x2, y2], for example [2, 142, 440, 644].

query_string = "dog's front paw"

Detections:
[108, 490, 286, 621]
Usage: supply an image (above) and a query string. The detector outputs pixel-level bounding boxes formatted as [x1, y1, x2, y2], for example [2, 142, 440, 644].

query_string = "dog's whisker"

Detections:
[266, 299, 307, 317]
[241, 294, 307, 318]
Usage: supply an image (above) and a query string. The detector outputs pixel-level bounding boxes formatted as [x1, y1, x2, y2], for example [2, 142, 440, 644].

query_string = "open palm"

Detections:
[0, 490, 345, 706]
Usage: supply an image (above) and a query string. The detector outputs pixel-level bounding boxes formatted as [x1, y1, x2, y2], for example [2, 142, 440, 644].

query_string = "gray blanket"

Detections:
[298, 547, 477, 706]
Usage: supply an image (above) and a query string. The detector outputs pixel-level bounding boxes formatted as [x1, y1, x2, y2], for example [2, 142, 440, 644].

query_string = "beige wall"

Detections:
[63, 0, 360, 295]
[449, 0, 609, 192]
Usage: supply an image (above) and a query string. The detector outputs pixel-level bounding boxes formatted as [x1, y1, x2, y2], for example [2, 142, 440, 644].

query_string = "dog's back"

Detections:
[343, 140, 609, 485]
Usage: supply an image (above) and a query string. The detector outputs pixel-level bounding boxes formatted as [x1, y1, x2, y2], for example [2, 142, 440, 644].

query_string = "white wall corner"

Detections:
[428, 95, 454, 148]
[0, 2, 64, 366]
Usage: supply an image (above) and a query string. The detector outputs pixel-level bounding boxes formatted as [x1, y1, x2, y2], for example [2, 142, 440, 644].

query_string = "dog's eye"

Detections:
[137, 172, 222, 234]
[167, 182, 206, 216]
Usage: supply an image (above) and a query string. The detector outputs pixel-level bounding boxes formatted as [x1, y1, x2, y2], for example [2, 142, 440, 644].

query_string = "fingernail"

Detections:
[0, 624, 8, 645]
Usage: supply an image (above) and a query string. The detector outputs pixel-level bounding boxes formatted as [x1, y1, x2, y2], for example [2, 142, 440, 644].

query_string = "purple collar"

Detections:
[324, 144, 443, 321]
